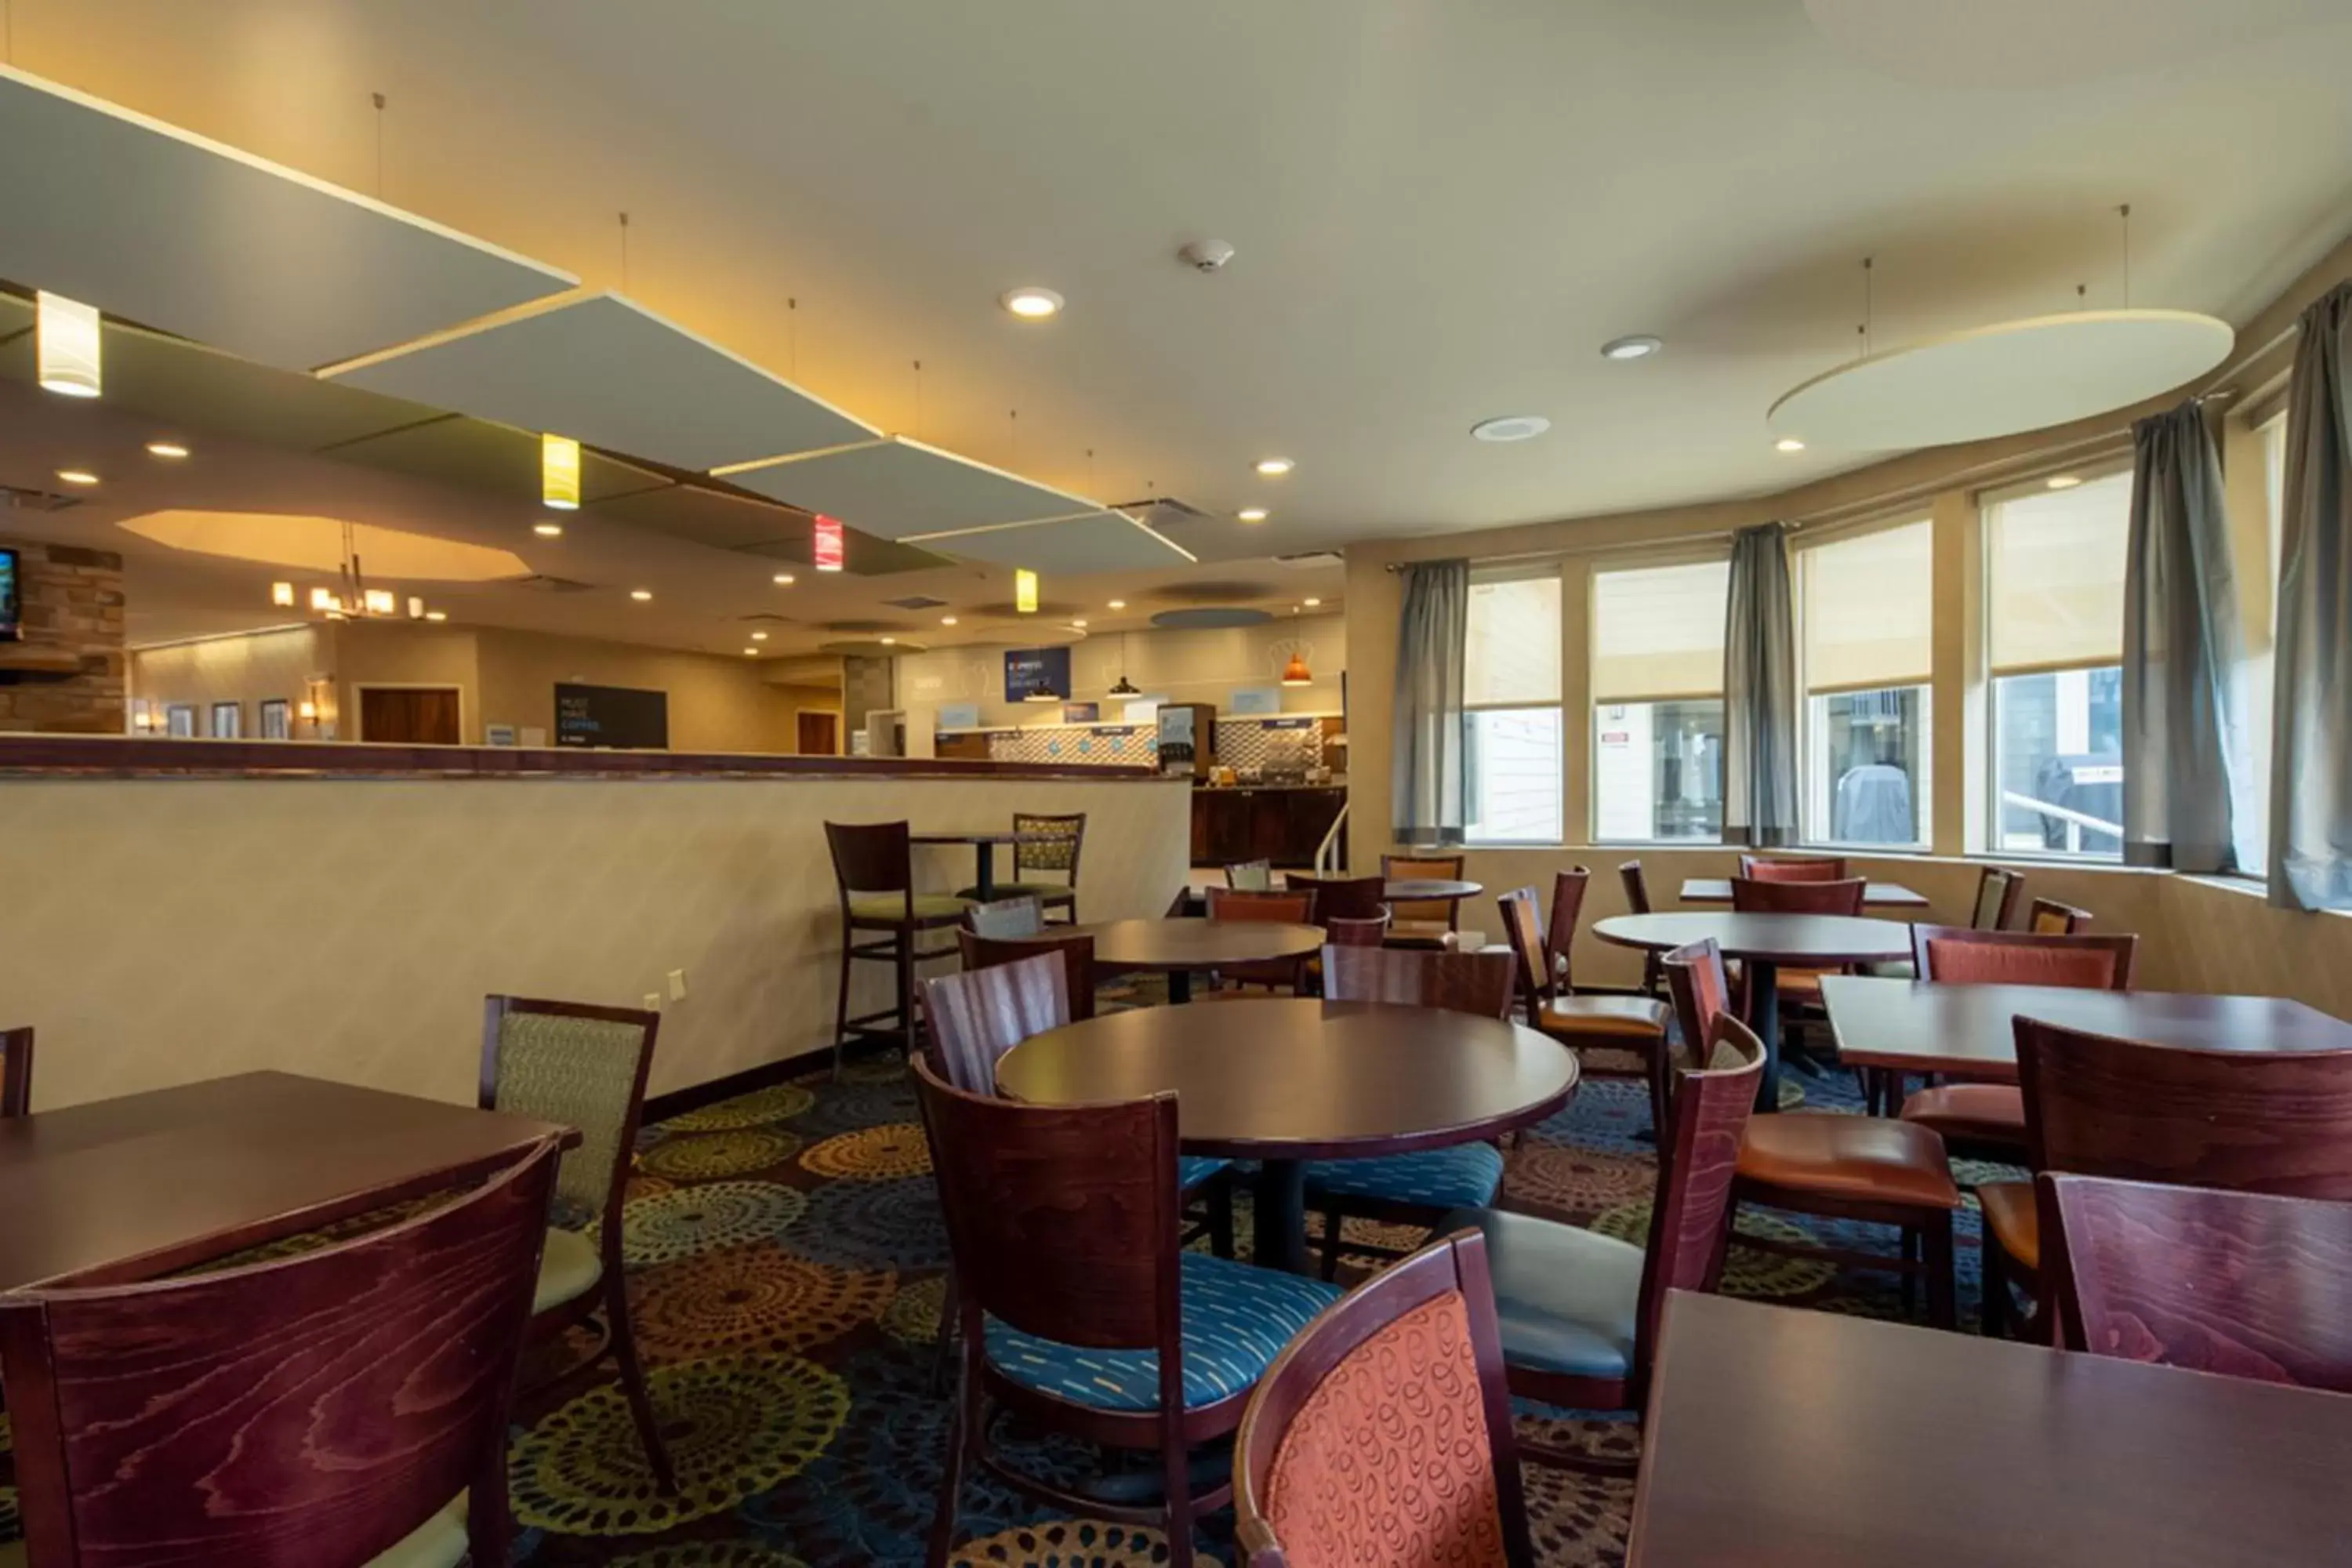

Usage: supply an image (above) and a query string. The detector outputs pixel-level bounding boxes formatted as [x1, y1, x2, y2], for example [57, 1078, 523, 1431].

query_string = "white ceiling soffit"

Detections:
[321, 291, 877, 470]
[720, 435, 1101, 541]
[0, 64, 574, 371]
[910, 510, 1198, 575]
[1767, 310, 2234, 452]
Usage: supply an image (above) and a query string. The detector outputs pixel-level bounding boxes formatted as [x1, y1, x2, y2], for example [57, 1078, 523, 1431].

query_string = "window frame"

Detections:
[1462, 564, 1566, 848]
[1587, 550, 1732, 846]
[1792, 514, 1936, 851]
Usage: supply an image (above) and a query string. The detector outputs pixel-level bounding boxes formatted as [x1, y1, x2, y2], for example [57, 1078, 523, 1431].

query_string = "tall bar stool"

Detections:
[826, 820, 972, 1074]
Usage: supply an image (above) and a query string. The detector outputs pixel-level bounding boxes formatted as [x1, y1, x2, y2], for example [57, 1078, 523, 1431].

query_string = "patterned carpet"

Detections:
[0, 1029, 2007, 1566]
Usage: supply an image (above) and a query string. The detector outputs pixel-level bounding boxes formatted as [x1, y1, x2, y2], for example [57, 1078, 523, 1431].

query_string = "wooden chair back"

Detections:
[1910, 925, 2136, 989]
[912, 1055, 1180, 1361]
[1544, 867, 1592, 989]
[1, 1025, 32, 1118]
[1207, 886, 1317, 924]
[965, 895, 1045, 939]
[1324, 913, 1391, 948]
[957, 928, 1095, 1023]
[0, 1136, 563, 1568]
[825, 819, 915, 910]
[1383, 852, 1465, 925]
[1011, 811, 1085, 884]
[481, 996, 656, 1241]
[1321, 944, 1518, 1021]
[1661, 938, 1734, 1080]
[1226, 859, 1276, 891]
[1973, 866, 2026, 931]
[2043, 1174, 2352, 1395]
[2027, 898, 2094, 935]
[1287, 872, 1388, 924]
[924, 951, 1073, 1093]
[1496, 886, 1554, 1012]
[1618, 859, 1654, 914]
[1729, 875, 1866, 916]
[1632, 1016, 1766, 1381]
[1234, 1231, 1535, 1568]
[2016, 1018, 2352, 1199]
[1738, 855, 1848, 881]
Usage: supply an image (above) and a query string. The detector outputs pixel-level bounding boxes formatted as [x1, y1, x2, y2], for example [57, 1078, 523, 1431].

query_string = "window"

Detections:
[1798, 521, 1933, 846]
[1985, 471, 2131, 856]
[1463, 570, 1563, 844]
[1592, 559, 1728, 840]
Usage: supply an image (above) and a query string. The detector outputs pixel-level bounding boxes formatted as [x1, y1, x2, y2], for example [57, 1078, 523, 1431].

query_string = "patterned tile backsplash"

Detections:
[978, 716, 1329, 770]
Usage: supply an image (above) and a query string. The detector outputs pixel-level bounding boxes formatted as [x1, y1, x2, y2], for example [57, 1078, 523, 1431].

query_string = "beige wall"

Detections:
[772, 684, 844, 753]
[898, 613, 1345, 730]
[132, 624, 325, 736]
[471, 626, 794, 753]
[0, 771, 1192, 1112]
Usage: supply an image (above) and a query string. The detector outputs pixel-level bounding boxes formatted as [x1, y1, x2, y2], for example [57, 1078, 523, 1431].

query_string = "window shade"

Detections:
[1987, 471, 2131, 675]
[1800, 520, 1933, 693]
[1592, 560, 1729, 702]
[1464, 572, 1562, 706]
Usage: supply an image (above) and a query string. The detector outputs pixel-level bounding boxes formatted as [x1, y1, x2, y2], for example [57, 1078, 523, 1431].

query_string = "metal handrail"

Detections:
[2001, 789, 2122, 855]
[1314, 801, 1350, 875]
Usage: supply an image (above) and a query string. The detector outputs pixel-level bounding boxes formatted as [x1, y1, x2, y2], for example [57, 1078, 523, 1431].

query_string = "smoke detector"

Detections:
[1179, 239, 1236, 273]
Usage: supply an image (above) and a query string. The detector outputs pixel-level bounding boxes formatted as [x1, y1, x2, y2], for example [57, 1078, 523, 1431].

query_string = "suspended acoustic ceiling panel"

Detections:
[0, 64, 575, 370]
[910, 511, 1197, 575]
[723, 436, 1098, 541]
[325, 292, 876, 472]
[1766, 310, 2234, 452]
[587, 481, 953, 577]
[325, 414, 672, 506]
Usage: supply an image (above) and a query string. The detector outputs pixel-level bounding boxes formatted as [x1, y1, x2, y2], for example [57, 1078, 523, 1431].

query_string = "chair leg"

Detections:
[1205, 1179, 1235, 1260]
[895, 927, 916, 1057]
[928, 1338, 979, 1568]
[605, 1274, 677, 1493]
[1646, 1045, 1671, 1143]
[1900, 1228, 1918, 1319]
[930, 1269, 960, 1396]
[832, 923, 855, 1080]
[1160, 1414, 1195, 1566]
[1317, 1207, 1345, 1282]
[1982, 1230, 2009, 1339]
[1923, 1211, 1957, 1331]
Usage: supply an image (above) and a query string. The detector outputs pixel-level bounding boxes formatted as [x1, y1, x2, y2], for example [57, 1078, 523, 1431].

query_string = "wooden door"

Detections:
[797, 711, 839, 756]
[359, 687, 463, 745]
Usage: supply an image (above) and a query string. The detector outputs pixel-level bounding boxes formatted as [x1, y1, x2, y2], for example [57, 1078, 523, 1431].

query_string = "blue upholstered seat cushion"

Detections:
[1437, 1206, 1643, 1380]
[1302, 1141, 1505, 1209]
[1177, 1155, 1231, 1189]
[983, 1251, 1340, 1412]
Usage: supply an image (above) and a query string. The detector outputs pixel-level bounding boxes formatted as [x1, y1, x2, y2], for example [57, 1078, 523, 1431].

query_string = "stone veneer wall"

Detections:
[0, 536, 126, 733]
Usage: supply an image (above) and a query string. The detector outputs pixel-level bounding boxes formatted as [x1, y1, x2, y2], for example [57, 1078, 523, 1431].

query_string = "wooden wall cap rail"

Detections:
[0, 735, 1171, 783]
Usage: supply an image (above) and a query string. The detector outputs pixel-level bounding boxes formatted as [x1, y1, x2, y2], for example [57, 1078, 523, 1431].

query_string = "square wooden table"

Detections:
[1679, 877, 1928, 909]
[0, 1071, 575, 1290]
[1629, 1293, 2352, 1566]
[1819, 975, 2352, 1083]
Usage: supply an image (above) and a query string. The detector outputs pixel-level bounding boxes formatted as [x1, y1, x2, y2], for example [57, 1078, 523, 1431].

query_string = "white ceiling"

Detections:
[6, 1, 2352, 558]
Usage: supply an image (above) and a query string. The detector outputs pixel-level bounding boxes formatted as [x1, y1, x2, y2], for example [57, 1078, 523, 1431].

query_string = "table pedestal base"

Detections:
[1254, 1159, 1308, 1274]
[1745, 959, 1783, 1112]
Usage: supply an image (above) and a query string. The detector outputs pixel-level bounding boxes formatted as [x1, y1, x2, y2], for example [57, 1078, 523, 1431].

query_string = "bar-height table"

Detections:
[911, 829, 1052, 902]
[0, 1071, 576, 1290]
[1678, 877, 1927, 909]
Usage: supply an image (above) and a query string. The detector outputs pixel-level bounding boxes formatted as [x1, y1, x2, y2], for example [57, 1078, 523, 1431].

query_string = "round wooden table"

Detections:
[996, 997, 1580, 1272]
[1593, 912, 1913, 1110]
[1384, 877, 1483, 902]
[1054, 916, 1326, 1004]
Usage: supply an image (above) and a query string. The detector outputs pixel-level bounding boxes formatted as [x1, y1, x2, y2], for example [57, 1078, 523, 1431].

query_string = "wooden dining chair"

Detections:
[1973, 866, 2027, 931]
[1225, 858, 1276, 891]
[956, 811, 1084, 923]
[1320, 942, 1516, 1018]
[2026, 897, 2094, 935]
[1204, 884, 1319, 996]
[1233, 1230, 1536, 1568]
[1, 1025, 32, 1118]
[1979, 1020, 2352, 1343]
[1738, 854, 1849, 881]
[826, 819, 973, 1073]
[964, 895, 1046, 940]
[1438, 1013, 1765, 1472]
[958, 926, 1099, 1022]
[1324, 911, 1392, 947]
[1382, 851, 1467, 947]
[1497, 883, 1674, 1134]
[0, 1135, 563, 1567]
[1878, 924, 2140, 1127]
[1665, 938, 1960, 1327]
[480, 996, 674, 1492]
[913, 1057, 1339, 1567]
[1728, 874, 1868, 1056]
[1286, 871, 1388, 925]
[1618, 859, 1664, 995]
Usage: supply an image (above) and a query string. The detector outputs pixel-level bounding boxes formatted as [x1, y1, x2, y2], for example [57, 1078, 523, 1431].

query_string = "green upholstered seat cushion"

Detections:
[848, 892, 973, 921]
[0, 1494, 469, 1568]
[1437, 1205, 1643, 1380]
[533, 1225, 604, 1316]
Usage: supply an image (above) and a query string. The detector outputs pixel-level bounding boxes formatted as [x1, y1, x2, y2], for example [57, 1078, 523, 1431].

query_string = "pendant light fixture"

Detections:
[36, 292, 103, 398]
[541, 434, 582, 510]
[1108, 632, 1142, 697]
[813, 514, 846, 572]
[1015, 568, 1040, 614]
[1280, 645, 1314, 687]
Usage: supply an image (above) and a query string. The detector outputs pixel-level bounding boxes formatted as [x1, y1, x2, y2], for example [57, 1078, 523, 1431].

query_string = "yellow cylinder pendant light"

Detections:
[541, 434, 582, 510]
[1015, 568, 1040, 614]
[36, 292, 103, 398]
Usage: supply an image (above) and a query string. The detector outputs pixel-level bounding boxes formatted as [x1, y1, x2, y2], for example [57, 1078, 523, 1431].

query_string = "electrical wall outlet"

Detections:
[643, 992, 663, 1013]
[667, 968, 688, 1001]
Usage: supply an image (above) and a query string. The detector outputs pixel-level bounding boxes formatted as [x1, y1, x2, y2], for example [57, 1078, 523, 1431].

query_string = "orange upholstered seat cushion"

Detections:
[1385, 918, 1455, 949]
[1900, 1083, 2027, 1147]
[1265, 1290, 1511, 1568]
[1737, 1112, 1960, 1210]
[1977, 1181, 2039, 1270]
[1536, 995, 1672, 1040]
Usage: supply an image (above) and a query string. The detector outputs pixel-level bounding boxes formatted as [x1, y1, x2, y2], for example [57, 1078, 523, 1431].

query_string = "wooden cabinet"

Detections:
[1189, 787, 1346, 869]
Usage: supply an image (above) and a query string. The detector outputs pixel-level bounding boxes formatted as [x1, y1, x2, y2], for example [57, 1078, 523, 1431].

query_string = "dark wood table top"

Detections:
[1052, 916, 1327, 972]
[1678, 877, 1928, 909]
[1594, 911, 1913, 965]
[0, 1071, 577, 1290]
[1382, 877, 1483, 902]
[1820, 976, 2352, 1081]
[996, 997, 1579, 1160]
[1629, 1293, 2352, 1567]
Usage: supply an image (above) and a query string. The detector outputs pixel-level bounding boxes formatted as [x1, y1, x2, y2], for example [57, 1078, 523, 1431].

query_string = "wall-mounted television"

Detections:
[0, 547, 20, 642]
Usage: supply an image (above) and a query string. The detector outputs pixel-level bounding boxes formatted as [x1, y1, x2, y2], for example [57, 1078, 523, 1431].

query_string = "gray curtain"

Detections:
[2122, 401, 2248, 873]
[1391, 559, 1468, 848]
[1723, 523, 1798, 848]
[2269, 281, 2352, 910]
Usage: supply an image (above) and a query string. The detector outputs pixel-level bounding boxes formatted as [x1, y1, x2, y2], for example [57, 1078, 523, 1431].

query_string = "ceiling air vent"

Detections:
[498, 573, 598, 593]
[819, 619, 909, 634]
[2, 483, 84, 513]
[1113, 495, 1209, 532]
[1275, 550, 1344, 570]
[881, 594, 949, 611]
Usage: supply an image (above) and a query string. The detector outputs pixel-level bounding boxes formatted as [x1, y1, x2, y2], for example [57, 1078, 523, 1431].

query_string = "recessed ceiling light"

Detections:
[773, 572, 796, 586]
[941, 615, 958, 626]
[1000, 287, 1064, 319]
[1107, 599, 1127, 610]
[1072, 618, 1088, 629]
[533, 521, 564, 537]
[630, 589, 652, 601]
[1238, 507, 1269, 523]
[55, 469, 98, 486]
[1602, 335, 1663, 361]
[1254, 457, 1294, 477]
[743, 648, 760, 656]
[1471, 415, 1552, 443]
[880, 636, 897, 645]
[751, 630, 769, 641]
[1304, 597, 1322, 607]
[424, 610, 448, 622]
[144, 441, 190, 459]
[1775, 437, 1807, 453]
[2046, 474, 2083, 490]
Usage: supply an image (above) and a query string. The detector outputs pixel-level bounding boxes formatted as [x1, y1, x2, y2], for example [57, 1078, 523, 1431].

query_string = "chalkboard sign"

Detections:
[554, 683, 670, 750]
[1004, 646, 1072, 703]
